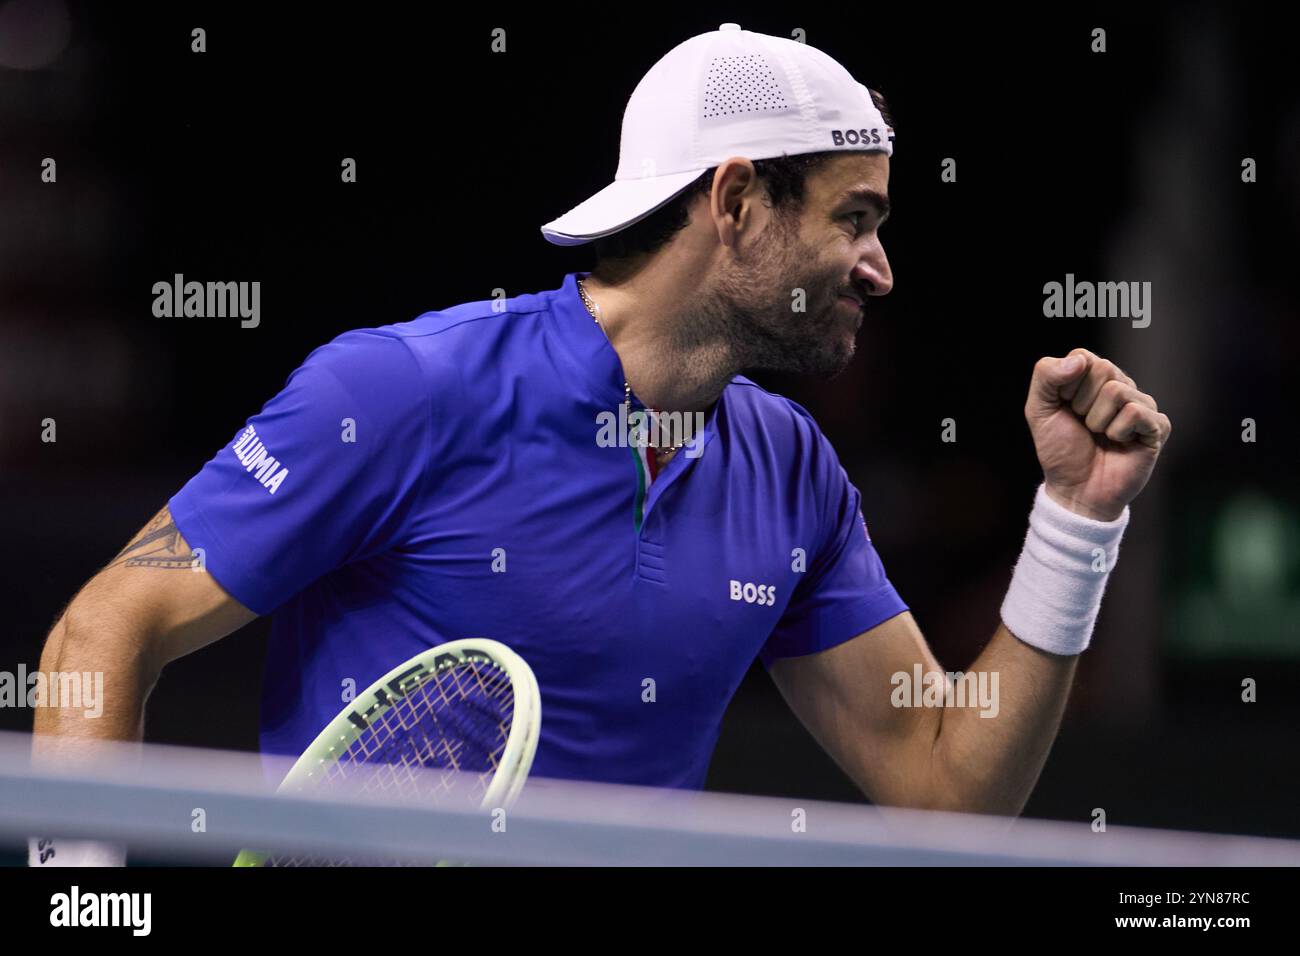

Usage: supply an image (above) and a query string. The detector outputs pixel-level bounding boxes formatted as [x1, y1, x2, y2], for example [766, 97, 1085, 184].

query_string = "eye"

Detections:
[844, 211, 871, 235]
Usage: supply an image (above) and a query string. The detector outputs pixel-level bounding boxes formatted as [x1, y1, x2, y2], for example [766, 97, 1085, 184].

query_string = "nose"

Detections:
[851, 238, 892, 298]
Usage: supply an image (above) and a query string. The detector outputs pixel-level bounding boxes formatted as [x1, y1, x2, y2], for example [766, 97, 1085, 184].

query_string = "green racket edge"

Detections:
[232, 637, 541, 867]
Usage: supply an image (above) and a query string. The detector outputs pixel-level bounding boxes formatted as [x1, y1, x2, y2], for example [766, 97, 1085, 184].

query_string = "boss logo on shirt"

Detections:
[729, 579, 777, 606]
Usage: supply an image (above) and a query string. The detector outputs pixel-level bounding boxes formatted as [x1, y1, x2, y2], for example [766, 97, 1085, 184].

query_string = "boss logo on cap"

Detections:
[830, 128, 887, 147]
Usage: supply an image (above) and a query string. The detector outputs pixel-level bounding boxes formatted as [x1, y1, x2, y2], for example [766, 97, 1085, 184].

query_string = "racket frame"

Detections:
[233, 637, 541, 866]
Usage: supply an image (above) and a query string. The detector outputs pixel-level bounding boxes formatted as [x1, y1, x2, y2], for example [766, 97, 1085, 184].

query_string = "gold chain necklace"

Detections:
[577, 278, 684, 454]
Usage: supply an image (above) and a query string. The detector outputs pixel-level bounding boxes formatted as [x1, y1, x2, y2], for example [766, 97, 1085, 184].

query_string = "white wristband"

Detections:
[1000, 483, 1130, 656]
[29, 836, 127, 867]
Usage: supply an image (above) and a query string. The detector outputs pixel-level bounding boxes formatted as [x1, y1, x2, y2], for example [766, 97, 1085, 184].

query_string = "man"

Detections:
[30, 24, 1170, 865]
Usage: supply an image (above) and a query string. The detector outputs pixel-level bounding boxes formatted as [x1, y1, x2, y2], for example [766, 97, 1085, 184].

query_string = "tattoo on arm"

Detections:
[106, 508, 200, 571]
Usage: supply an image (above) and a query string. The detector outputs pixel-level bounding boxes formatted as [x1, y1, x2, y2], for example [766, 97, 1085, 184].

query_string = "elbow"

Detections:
[915, 762, 1027, 818]
[871, 775, 1019, 818]
[46, 601, 163, 695]
[865, 716, 1023, 818]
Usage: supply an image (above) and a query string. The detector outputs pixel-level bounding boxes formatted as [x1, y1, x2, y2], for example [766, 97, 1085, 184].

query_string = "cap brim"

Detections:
[540, 170, 705, 246]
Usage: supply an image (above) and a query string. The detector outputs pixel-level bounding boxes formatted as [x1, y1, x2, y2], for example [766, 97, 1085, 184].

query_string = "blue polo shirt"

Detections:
[168, 271, 908, 790]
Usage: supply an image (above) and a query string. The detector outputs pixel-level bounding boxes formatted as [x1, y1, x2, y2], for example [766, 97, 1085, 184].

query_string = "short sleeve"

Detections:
[758, 413, 908, 669]
[168, 330, 430, 615]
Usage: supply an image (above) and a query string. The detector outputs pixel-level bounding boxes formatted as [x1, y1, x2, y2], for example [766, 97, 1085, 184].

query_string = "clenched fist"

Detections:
[1025, 348, 1172, 521]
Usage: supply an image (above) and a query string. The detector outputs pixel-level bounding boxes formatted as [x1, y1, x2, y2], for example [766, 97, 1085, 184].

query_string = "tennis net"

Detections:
[2, 731, 1296, 866]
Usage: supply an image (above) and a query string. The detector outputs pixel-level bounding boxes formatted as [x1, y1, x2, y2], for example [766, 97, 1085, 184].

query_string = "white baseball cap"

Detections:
[540, 23, 893, 247]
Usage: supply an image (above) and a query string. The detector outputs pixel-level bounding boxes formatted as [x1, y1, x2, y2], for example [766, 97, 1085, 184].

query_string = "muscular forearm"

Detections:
[927, 622, 1077, 815]
[922, 481, 1130, 815]
[27, 506, 256, 867]
[838, 350, 1167, 818]
[26, 608, 158, 867]
[31, 608, 159, 755]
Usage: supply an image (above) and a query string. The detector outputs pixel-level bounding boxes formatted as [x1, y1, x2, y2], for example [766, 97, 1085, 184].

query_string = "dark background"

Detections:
[2, 0, 1297, 841]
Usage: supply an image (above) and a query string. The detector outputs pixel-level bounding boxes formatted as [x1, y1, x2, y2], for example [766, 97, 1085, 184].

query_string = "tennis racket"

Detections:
[233, 637, 541, 866]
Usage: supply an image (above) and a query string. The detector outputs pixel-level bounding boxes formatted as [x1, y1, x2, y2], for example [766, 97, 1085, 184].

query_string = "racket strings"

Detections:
[267, 658, 516, 866]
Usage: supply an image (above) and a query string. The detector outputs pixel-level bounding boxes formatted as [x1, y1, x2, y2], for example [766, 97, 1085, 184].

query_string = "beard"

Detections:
[689, 213, 859, 380]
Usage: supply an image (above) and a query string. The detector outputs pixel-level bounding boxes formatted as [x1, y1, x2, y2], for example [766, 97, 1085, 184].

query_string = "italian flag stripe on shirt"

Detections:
[629, 412, 665, 533]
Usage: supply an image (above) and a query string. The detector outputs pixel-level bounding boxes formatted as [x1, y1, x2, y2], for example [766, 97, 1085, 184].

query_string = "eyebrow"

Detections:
[840, 187, 891, 224]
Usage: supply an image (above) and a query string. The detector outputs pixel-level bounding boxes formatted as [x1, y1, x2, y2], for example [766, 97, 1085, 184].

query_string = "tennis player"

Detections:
[30, 24, 1170, 866]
